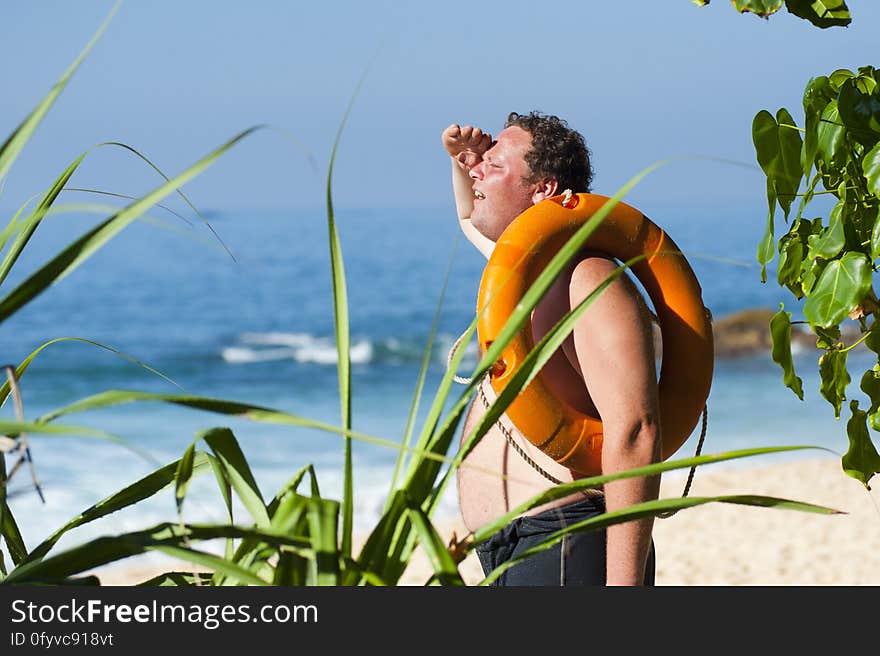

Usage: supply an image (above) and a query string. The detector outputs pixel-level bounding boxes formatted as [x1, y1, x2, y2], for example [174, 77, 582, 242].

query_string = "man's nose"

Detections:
[469, 161, 484, 180]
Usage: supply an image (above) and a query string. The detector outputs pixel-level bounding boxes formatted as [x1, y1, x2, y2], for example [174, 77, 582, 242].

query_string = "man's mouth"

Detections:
[474, 189, 486, 200]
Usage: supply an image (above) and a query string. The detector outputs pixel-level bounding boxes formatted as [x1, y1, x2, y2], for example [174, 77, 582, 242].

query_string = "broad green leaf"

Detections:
[201, 428, 269, 528]
[776, 233, 803, 295]
[814, 324, 841, 350]
[753, 109, 802, 220]
[837, 77, 880, 145]
[801, 256, 827, 295]
[807, 200, 845, 259]
[0, 3, 119, 182]
[21, 452, 212, 566]
[770, 305, 804, 400]
[863, 142, 880, 198]
[480, 491, 840, 585]
[829, 69, 855, 91]
[731, 0, 784, 17]
[819, 349, 850, 418]
[803, 252, 872, 327]
[860, 369, 880, 415]
[843, 401, 880, 488]
[785, 0, 851, 28]
[816, 101, 846, 167]
[803, 77, 834, 177]
[407, 505, 465, 586]
[757, 179, 777, 282]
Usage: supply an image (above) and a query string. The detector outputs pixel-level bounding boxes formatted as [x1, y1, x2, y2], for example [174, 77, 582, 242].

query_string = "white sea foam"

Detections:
[221, 332, 373, 364]
[220, 331, 479, 368]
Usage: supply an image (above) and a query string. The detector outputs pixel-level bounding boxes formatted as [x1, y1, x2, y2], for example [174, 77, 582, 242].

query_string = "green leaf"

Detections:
[5, 523, 311, 585]
[757, 178, 777, 282]
[837, 76, 880, 145]
[21, 452, 212, 566]
[816, 101, 846, 168]
[829, 69, 855, 91]
[803, 77, 835, 177]
[863, 142, 880, 198]
[770, 305, 804, 400]
[731, 0, 785, 17]
[777, 233, 804, 294]
[803, 252, 872, 327]
[406, 504, 465, 586]
[0, 126, 261, 325]
[814, 324, 841, 349]
[0, 2, 119, 182]
[860, 369, 880, 415]
[807, 200, 845, 259]
[201, 427, 270, 529]
[753, 109, 803, 220]
[819, 349, 850, 418]
[174, 441, 197, 517]
[479, 491, 840, 585]
[843, 401, 880, 488]
[306, 497, 340, 585]
[785, 0, 851, 28]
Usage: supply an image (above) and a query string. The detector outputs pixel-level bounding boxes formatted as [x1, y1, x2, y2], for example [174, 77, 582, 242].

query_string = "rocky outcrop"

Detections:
[705, 307, 862, 358]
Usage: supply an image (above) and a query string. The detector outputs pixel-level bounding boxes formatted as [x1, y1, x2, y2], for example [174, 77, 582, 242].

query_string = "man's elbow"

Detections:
[604, 415, 662, 465]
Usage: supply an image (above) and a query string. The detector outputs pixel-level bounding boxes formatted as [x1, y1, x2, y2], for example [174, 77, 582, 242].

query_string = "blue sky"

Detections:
[1, 1, 878, 213]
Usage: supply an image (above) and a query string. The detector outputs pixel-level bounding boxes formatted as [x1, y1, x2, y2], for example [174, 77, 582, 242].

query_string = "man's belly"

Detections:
[456, 377, 600, 533]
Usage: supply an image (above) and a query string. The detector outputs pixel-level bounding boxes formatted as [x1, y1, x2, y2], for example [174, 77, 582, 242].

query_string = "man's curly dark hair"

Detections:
[505, 111, 593, 194]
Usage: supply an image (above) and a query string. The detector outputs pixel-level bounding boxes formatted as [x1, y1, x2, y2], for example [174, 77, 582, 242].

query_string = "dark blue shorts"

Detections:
[474, 495, 656, 586]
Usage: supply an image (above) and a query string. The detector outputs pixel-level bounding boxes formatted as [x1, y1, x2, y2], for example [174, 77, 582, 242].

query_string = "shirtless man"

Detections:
[444, 111, 660, 586]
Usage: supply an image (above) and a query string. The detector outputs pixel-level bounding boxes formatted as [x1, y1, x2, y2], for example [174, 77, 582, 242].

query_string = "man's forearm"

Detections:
[450, 157, 474, 220]
[602, 421, 661, 586]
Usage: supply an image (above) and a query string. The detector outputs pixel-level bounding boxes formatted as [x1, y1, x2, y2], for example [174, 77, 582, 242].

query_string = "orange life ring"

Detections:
[476, 193, 713, 477]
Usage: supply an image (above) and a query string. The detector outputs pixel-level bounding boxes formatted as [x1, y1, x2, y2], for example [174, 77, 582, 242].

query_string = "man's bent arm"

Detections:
[567, 257, 661, 586]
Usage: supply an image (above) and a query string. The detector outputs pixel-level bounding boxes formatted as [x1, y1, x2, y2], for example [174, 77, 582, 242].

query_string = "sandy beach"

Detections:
[92, 456, 880, 586]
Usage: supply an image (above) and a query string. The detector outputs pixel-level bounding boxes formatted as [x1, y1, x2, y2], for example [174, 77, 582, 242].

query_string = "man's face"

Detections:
[469, 126, 539, 241]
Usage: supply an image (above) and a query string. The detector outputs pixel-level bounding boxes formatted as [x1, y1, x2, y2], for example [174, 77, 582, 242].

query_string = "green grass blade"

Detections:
[479, 492, 842, 586]
[0, 336, 183, 412]
[472, 445, 833, 543]
[0, 1, 120, 182]
[0, 126, 262, 325]
[138, 571, 213, 586]
[174, 441, 197, 518]
[4, 522, 311, 585]
[96, 141, 235, 261]
[406, 504, 464, 586]
[63, 188, 195, 226]
[0, 151, 88, 287]
[325, 77, 367, 565]
[0, 193, 42, 255]
[200, 427, 269, 528]
[21, 451, 212, 566]
[0, 419, 160, 468]
[387, 236, 459, 502]
[35, 389, 454, 466]
[1, 453, 28, 567]
[307, 497, 340, 585]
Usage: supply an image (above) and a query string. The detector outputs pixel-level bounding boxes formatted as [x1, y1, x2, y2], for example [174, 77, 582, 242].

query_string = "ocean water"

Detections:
[0, 203, 865, 559]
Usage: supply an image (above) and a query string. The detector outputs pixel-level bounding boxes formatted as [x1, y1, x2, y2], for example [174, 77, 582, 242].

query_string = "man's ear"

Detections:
[531, 178, 558, 204]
